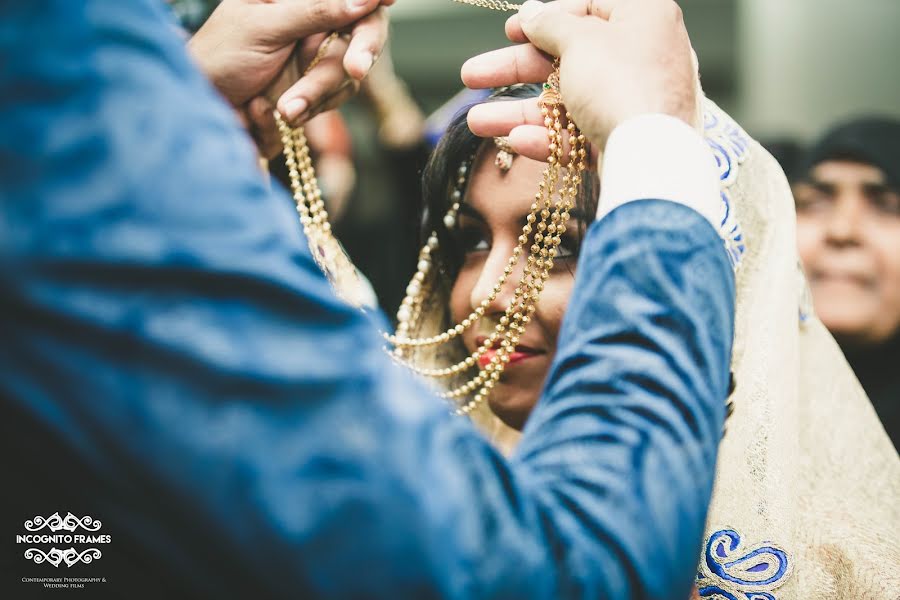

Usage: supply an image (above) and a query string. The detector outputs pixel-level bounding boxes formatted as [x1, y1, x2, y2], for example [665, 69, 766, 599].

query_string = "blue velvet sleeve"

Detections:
[0, 2, 734, 598]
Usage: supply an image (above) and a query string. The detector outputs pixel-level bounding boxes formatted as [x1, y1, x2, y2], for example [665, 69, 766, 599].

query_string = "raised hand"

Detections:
[189, 0, 393, 121]
[461, 0, 699, 162]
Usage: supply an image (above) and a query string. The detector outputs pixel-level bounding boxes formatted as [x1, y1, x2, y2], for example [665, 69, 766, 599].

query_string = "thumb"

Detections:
[518, 0, 589, 58]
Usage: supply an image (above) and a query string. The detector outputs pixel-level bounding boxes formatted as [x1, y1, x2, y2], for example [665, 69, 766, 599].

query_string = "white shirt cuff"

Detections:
[596, 114, 721, 230]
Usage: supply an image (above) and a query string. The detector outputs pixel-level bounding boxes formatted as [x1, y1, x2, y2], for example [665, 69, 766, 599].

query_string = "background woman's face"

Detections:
[448, 150, 585, 430]
[796, 160, 900, 346]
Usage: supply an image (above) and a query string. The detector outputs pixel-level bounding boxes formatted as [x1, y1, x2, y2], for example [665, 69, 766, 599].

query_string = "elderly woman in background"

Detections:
[795, 117, 900, 448]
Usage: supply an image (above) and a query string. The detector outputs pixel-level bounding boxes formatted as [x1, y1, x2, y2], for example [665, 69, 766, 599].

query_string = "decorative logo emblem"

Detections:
[17, 513, 110, 568]
[23, 548, 102, 568]
[24, 512, 102, 533]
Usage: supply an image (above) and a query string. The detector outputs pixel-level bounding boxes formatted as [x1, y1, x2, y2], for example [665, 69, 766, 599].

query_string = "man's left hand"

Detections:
[189, 0, 393, 120]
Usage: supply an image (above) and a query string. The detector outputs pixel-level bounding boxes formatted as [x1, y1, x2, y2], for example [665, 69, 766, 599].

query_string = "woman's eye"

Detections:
[457, 228, 490, 254]
[794, 187, 833, 213]
[869, 189, 900, 216]
[554, 237, 579, 260]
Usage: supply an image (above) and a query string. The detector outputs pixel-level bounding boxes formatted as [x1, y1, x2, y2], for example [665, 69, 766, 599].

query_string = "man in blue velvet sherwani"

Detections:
[0, 0, 735, 598]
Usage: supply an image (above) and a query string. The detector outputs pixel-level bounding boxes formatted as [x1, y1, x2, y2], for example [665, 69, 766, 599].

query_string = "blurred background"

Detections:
[389, 0, 900, 138]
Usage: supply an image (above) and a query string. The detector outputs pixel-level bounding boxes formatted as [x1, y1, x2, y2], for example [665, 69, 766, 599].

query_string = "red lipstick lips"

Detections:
[475, 336, 543, 369]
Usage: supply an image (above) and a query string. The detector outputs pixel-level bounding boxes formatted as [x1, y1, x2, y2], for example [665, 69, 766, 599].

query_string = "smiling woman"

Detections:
[796, 160, 900, 343]
[432, 85, 598, 428]
[450, 158, 577, 429]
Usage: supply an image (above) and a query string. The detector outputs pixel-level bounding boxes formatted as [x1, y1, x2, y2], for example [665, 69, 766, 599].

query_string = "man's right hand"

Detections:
[461, 0, 700, 161]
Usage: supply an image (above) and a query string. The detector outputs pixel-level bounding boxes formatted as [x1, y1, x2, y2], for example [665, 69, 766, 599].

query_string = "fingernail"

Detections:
[347, 0, 370, 10]
[283, 98, 308, 122]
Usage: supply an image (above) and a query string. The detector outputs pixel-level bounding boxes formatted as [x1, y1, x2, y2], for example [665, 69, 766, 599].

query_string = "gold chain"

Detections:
[307, 32, 339, 74]
[450, 0, 523, 11]
[274, 4, 586, 416]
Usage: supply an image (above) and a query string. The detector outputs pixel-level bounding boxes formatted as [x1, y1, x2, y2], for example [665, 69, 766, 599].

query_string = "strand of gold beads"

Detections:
[273, 31, 339, 276]
[386, 0, 527, 350]
[450, 0, 523, 11]
[274, 1, 588, 415]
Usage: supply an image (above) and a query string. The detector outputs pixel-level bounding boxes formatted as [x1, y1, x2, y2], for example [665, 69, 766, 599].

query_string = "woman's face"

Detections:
[449, 149, 586, 430]
[796, 160, 900, 346]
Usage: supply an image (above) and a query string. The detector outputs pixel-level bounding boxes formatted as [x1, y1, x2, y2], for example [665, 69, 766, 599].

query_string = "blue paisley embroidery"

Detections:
[703, 102, 751, 269]
[695, 529, 793, 600]
[798, 261, 816, 326]
[720, 192, 746, 266]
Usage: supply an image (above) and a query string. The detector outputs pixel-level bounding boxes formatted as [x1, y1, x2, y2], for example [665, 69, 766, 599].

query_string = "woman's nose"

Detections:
[470, 241, 527, 319]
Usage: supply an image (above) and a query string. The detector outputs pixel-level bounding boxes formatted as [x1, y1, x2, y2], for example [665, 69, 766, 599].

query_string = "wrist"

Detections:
[596, 113, 721, 230]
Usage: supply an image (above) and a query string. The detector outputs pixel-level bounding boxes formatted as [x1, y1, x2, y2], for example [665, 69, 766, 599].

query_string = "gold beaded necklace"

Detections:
[274, 2, 586, 415]
[450, 0, 523, 11]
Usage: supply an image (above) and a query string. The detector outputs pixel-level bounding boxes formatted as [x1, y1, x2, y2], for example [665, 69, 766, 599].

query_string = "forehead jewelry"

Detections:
[274, 1, 587, 415]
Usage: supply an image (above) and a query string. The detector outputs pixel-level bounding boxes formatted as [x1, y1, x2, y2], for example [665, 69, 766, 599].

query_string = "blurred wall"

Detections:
[390, 0, 738, 114]
[737, 0, 900, 141]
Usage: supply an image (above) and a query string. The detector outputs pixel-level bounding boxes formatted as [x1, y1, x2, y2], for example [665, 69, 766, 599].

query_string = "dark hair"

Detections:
[802, 116, 900, 190]
[420, 84, 599, 281]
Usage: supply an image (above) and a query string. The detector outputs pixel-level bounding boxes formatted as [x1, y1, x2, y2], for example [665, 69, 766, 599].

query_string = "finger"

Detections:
[505, 12, 528, 44]
[461, 44, 554, 90]
[265, 33, 328, 106]
[507, 125, 554, 162]
[508, 124, 598, 167]
[467, 97, 545, 137]
[266, 0, 383, 45]
[470, 98, 593, 165]
[297, 33, 330, 71]
[248, 97, 283, 160]
[305, 79, 360, 122]
[516, 0, 600, 58]
[343, 7, 389, 80]
[277, 37, 352, 124]
[506, 0, 620, 42]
